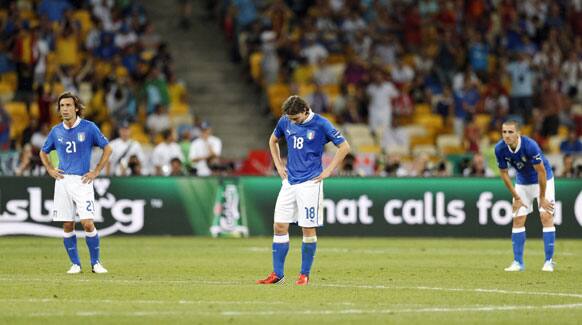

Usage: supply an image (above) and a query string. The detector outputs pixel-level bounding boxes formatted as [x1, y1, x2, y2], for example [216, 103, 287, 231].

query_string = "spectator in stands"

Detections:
[30, 123, 49, 151]
[301, 33, 329, 66]
[20, 118, 39, 149]
[539, 79, 563, 137]
[169, 157, 186, 176]
[391, 57, 415, 88]
[561, 154, 581, 178]
[506, 52, 534, 123]
[107, 122, 146, 176]
[189, 121, 222, 176]
[127, 154, 143, 176]
[260, 31, 280, 85]
[146, 104, 170, 137]
[0, 103, 10, 150]
[305, 82, 330, 114]
[37, 0, 72, 23]
[336, 153, 360, 177]
[152, 129, 184, 176]
[463, 153, 494, 177]
[366, 69, 398, 133]
[454, 79, 480, 137]
[560, 128, 582, 155]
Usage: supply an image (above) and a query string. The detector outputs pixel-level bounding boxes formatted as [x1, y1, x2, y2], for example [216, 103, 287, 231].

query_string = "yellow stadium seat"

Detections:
[357, 144, 382, 154]
[29, 102, 40, 119]
[558, 126, 569, 137]
[170, 102, 190, 115]
[298, 83, 315, 97]
[322, 84, 340, 97]
[414, 103, 431, 117]
[249, 52, 263, 82]
[474, 114, 492, 132]
[414, 114, 443, 133]
[410, 134, 435, 147]
[547, 135, 563, 154]
[320, 113, 336, 124]
[326, 54, 346, 64]
[267, 83, 290, 117]
[520, 124, 532, 136]
[293, 65, 314, 84]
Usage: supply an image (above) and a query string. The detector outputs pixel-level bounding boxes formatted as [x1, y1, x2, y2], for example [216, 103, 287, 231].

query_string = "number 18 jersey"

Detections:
[273, 112, 345, 185]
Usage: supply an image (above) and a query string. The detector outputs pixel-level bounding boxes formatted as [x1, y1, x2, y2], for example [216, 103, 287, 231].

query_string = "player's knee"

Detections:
[512, 216, 526, 228]
[540, 212, 554, 226]
[62, 222, 74, 232]
[81, 220, 95, 232]
[302, 227, 316, 237]
[273, 223, 288, 235]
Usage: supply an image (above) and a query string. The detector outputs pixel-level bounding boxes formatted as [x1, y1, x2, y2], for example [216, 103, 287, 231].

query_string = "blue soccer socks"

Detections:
[511, 227, 526, 266]
[85, 229, 101, 266]
[301, 236, 317, 276]
[543, 227, 556, 262]
[272, 234, 290, 278]
[63, 231, 81, 266]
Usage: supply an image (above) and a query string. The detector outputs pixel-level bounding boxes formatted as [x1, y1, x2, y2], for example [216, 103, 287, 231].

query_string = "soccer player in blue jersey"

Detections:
[39, 92, 112, 274]
[494, 120, 556, 272]
[257, 95, 350, 285]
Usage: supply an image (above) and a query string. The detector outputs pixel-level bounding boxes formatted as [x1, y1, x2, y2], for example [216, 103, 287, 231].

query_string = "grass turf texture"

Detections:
[0, 236, 581, 324]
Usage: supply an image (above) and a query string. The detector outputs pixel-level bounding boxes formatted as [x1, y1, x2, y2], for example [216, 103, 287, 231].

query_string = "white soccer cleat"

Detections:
[92, 262, 108, 274]
[66, 264, 81, 274]
[542, 260, 555, 272]
[504, 261, 524, 272]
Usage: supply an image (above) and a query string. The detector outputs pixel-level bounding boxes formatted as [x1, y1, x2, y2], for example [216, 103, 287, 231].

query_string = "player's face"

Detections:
[59, 98, 78, 121]
[501, 124, 519, 146]
[287, 111, 309, 124]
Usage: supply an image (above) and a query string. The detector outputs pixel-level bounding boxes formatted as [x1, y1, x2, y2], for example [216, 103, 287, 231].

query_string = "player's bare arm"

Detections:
[39, 150, 64, 180]
[82, 144, 112, 184]
[269, 133, 287, 179]
[499, 168, 526, 212]
[534, 163, 553, 212]
[314, 141, 350, 183]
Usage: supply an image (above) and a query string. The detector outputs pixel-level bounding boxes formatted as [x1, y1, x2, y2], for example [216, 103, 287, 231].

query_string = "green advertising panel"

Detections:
[241, 177, 582, 238]
[0, 177, 580, 238]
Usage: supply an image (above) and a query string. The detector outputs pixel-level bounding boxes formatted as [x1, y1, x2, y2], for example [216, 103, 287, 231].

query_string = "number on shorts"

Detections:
[305, 207, 315, 219]
[86, 200, 94, 212]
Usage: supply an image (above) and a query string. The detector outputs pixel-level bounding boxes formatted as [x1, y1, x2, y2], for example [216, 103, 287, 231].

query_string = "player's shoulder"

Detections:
[312, 113, 332, 126]
[80, 118, 98, 128]
[520, 136, 538, 147]
[494, 139, 506, 153]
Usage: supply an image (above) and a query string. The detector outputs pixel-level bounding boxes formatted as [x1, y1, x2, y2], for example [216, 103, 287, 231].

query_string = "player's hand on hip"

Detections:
[313, 169, 331, 183]
[512, 197, 526, 213]
[48, 168, 64, 180]
[82, 170, 98, 184]
[540, 197, 554, 212]
[277, 169, 287, 180]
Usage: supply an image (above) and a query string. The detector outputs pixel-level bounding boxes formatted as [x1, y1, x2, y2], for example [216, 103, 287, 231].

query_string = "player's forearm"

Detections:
[94, 145, 112, 174]
[39, 151, 54, 171]
[537, 168, 547, 199]
[326, 141, 351, 173]
[500, 171, 519, 198]
[269, 138, 284, 171]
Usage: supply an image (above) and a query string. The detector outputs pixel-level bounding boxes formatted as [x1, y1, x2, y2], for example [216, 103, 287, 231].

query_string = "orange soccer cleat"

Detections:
[295, 274, 309, 286]
[256, 272, 285, 285]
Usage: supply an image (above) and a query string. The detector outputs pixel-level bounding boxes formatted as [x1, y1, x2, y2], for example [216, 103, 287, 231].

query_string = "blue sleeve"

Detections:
[494, 145, 507, 169]
[91, 123, 109, 148]
[322, 118, 345, 146]
[525, 139, 543, 165]
[41, 129, 55, 153]
[273, 117, 285, 139]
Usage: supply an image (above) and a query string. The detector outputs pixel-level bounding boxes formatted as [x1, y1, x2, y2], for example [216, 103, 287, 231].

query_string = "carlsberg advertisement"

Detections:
[0, 177, 580, 238]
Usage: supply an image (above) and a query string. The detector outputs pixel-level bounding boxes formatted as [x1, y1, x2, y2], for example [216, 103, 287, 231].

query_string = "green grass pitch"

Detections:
[1, 236, 581, 324]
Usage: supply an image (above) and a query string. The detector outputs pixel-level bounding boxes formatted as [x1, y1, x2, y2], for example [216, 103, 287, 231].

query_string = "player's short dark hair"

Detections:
[502, 119, 521, 130]
[57, 91, 85, 117]
[282, 95, 310, 115]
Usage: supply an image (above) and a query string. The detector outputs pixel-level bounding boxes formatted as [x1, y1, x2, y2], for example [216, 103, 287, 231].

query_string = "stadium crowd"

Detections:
[0, 0, 220, 176]
[218, 0, 582, 177]
[0, 0, 580, 178]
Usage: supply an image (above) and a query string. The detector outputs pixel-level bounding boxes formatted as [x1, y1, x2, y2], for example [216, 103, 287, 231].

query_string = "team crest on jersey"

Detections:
[306, 130, 315, 140]
[77, 132, 86, 142]
[521, 156, 527, 162]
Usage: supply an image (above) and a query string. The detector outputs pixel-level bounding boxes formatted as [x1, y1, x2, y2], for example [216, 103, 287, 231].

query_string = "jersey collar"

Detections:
[301, 110, 315, 124]
[63, 117, 82, 130]
[507, 136, 521, 153]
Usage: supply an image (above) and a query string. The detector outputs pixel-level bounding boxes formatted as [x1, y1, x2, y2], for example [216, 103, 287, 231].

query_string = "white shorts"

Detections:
[274, 179, 324, 228]
[514, 177, 555, 217]
[52, 175, 96, 222]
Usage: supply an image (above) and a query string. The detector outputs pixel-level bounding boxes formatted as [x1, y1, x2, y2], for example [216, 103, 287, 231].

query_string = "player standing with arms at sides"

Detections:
[39, 92, 112, 274]
[494, 120, 556, 272]
[257, 95, 350, 285]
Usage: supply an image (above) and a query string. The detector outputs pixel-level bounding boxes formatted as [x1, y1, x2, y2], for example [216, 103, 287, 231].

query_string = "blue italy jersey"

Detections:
[494, 136, 553, 185]
[274, 113, 345, 185]
[41, 118, 109, 175]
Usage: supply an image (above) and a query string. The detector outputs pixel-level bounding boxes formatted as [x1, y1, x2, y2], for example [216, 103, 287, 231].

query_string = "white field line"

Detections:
[10, 303, 582, 318]
[245, 247, 576, 256]
[1, 277, 582, 300]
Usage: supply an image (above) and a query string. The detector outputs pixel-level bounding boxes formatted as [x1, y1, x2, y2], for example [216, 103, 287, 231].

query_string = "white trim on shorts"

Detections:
[514, 177, 555, 217]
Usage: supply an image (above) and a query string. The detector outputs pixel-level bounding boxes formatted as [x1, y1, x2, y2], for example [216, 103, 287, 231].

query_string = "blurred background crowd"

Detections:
[0, 0, 580, 178]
